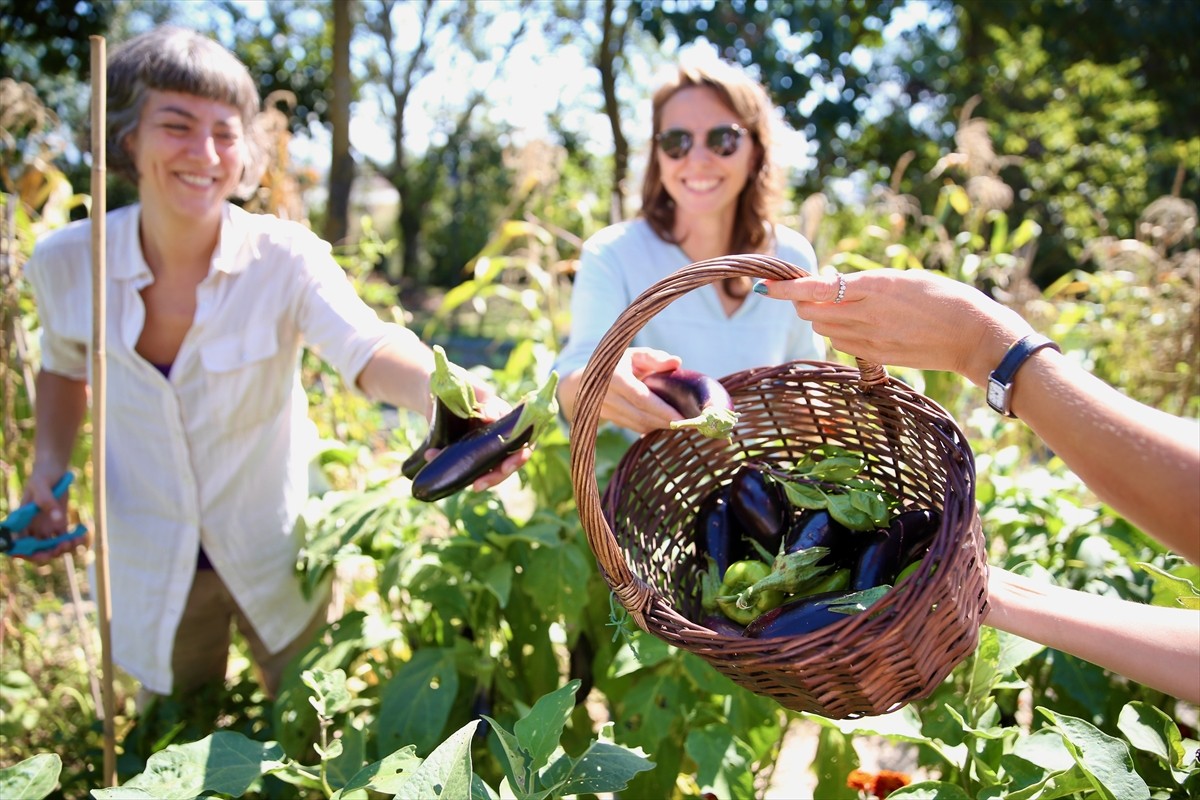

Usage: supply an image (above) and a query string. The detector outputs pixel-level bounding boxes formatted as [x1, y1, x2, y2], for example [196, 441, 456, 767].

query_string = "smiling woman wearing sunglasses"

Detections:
[554, 56, 824, 434]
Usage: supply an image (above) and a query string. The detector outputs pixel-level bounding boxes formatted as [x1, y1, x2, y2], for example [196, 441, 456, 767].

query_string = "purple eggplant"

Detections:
[850, 508, 940, 590]
[411, 373, 558, 502]
[701, 614, 747, 637]
[785, 509, 853, 566]
[402, 396, 485, 479]
[743, 590, 858, 638]
[403, 345, 487, 479]
[643, 367, 738, 439]
[693, 484, 747, 579]
[729, 466, 790, 555]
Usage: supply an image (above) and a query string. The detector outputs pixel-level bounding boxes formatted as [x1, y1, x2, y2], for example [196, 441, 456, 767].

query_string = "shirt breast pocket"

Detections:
[199, 326, 287, 430]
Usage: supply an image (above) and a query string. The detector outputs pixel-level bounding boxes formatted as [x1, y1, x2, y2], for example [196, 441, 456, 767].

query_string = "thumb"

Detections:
[629, 348, 682, 378]
[756, 274, 841, 303]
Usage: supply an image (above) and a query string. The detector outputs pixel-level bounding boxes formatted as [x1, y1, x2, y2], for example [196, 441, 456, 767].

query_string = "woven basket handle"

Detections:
[567, 254, 886, 610]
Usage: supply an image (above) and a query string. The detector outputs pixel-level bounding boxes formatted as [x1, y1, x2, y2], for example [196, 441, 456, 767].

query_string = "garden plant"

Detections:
[1, 72, 1198, 800]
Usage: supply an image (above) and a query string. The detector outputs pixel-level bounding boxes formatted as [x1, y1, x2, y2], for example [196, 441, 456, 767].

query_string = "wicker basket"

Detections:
[568, 255, 989, 718]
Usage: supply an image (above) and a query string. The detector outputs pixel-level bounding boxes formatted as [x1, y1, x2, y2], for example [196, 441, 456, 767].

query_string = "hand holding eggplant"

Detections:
[411, 372, 559, 502]
[402, 345, 490, 479]
[642, 366, 739, 439]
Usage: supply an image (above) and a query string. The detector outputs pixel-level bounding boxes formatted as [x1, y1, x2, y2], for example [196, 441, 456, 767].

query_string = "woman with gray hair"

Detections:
[554, 56, 824, 434]
[18, 25, 527, 704]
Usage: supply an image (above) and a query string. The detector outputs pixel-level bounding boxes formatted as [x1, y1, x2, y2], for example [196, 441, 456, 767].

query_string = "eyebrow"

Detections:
[153, 104, 199, 120]
[152, 104, 239, 129]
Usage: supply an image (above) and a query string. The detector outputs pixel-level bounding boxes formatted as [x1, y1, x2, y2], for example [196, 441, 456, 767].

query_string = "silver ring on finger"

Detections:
[834, 273, 847, 304]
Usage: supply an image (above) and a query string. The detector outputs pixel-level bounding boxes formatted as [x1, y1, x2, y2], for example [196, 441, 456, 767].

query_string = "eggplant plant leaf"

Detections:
[1117, 701, 1189, 775]
[375, 649, 460, 756]
[91, 732, 288, 799]
[514, 680, 580, 773]
[1038, 707, 1151, 800]
[0, 754, 61, 800]
[391, 720, 477, 800]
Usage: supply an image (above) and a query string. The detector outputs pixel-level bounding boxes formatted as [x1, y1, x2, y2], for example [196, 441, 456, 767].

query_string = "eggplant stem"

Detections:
[668, 406, 738, 439]
[429, 345, 483, 419]
[502, 371, 560, 446]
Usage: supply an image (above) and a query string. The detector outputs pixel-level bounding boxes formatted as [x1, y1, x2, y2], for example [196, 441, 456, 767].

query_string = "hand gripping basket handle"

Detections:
[567, 254, 885, 626]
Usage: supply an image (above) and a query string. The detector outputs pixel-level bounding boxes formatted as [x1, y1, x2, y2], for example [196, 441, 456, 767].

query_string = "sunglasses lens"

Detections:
[657, 129, 692, 159]
[707, 125, 744, 156]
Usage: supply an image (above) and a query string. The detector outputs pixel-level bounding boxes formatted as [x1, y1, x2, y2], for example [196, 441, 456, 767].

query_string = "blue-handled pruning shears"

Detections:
[0, 472, 88, 557]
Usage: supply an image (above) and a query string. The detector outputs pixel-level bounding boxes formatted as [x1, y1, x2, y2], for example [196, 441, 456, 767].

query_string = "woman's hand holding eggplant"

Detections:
[421, 389, 530, 492]
[590, 347, 686, 434]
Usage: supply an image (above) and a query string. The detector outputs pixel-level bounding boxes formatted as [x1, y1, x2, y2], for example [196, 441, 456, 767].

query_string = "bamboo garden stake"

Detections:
[90, 34, 117, 789]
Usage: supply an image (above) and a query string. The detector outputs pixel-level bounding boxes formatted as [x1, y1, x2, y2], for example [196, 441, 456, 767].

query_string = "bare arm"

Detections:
[985, 568, 1200, 702]
[21, 370, 89, 560]
[759, 270, 1200, 561]
[557, 347, 684, 433]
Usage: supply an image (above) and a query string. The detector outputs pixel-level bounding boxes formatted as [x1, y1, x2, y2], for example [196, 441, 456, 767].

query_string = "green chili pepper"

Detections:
[716, 559, 783, 625]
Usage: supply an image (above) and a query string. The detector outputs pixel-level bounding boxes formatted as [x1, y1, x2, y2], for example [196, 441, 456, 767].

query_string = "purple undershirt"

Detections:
[152, 361, 213, 571]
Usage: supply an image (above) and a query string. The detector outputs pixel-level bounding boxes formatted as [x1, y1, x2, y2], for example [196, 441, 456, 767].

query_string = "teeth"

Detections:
[178, 173, 216, 187]
[685, 178, 719, 191]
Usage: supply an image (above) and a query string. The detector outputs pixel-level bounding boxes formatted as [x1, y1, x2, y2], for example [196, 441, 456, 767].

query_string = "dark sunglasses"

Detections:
[654, 123, 748, 160]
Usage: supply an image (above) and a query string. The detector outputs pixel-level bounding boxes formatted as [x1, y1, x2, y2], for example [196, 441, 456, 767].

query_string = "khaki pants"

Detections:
[137, 568, 328, 708]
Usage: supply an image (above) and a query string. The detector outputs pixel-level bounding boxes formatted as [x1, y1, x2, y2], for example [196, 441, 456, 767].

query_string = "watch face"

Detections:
[987, 379, 1008, 413]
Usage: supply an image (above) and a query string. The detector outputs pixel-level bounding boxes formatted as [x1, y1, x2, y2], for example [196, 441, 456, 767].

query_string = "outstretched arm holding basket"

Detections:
[757, 268, 1200, 562]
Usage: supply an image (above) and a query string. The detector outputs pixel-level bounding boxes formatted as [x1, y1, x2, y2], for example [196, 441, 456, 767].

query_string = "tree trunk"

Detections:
[324, 0, 354, 246]
[598, 0, 629, 223]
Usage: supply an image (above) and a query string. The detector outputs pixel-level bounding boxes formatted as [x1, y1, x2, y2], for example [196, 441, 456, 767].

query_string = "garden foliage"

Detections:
[1, 79, 1198, 799]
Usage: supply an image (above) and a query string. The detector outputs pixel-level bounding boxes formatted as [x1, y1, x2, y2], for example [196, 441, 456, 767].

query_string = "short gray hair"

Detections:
[105, 25, 268, 198]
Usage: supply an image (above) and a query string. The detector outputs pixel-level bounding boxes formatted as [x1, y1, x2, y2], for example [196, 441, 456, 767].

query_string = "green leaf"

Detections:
[1136, 561, 1200, 608]
[521, 542, 589, 616]
[685, 726, 755, 799]
[302, 667, 351, 718]
[92, 732, 287, 799]
[0, 754, 61, 800]
[610, 634, 674, 678]
[554, 740, 655, 796]
[810, 725, 859, 800]
[1118, 702, 1185, 768]
[1039, 707, 1151, 800]
[514, 680, 580, 773]
[332, 746, 422, 798]
[778, 479, 827, 509]
[804, 456, 865, 483]
[375, 649, 460, 756]
[847, 487, 890, 527]
[482, 714, 531, 794]
[391, 721, 477, 800]
[323, 722, 367, 792]
[826, 493, 875, 531]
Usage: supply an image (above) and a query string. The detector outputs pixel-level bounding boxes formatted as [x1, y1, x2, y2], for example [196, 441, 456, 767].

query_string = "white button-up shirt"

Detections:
[25, 203, 397, 693]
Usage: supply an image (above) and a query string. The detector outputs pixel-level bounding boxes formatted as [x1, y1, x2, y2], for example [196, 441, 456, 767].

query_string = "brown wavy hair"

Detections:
[640, 61, 784, 255]
[104, 25, 268, 199]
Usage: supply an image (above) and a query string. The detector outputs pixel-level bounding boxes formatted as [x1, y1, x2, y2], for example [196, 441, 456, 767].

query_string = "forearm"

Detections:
[979, 349, 1200, 562]
[355, 329, 435, 418]
[32, 370, 88, 479]
[985, 568, 1200, 702]
[556, 369, 584, 425]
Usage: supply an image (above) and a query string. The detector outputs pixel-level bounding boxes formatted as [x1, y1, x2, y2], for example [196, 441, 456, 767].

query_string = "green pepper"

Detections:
[716, 560, 783, 626]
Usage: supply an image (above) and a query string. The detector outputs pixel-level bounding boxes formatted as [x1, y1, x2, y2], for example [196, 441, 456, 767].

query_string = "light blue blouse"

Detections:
[554, 218, 825, 381]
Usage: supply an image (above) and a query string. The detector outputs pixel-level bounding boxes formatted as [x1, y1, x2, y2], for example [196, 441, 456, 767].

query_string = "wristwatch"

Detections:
[986, 333, 1061, 418]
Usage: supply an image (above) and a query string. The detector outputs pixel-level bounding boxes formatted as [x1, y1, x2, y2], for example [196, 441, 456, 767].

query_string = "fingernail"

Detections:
[752, 279, 768, 295]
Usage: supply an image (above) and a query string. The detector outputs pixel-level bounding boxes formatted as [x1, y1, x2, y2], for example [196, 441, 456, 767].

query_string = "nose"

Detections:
[686, 144, 717, 164]
[187, 132, 220, 162]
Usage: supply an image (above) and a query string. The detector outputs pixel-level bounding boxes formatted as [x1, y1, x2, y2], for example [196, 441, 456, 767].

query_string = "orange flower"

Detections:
[846, 768, 912, 799]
